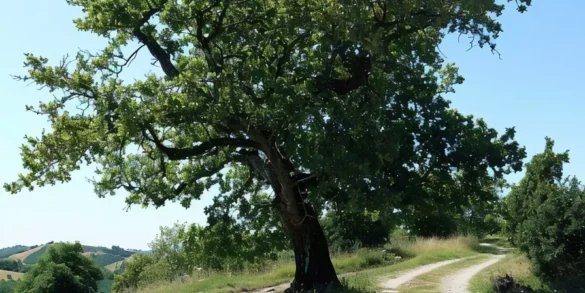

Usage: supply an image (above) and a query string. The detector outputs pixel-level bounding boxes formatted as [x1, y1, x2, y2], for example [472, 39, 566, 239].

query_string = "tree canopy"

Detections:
[7, 0, 531, 290]
[14, 243, 103, 293]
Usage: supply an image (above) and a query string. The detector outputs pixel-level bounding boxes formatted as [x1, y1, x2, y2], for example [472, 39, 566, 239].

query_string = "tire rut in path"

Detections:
[378, 257, 472, 293]
[439, 254, 505, 293]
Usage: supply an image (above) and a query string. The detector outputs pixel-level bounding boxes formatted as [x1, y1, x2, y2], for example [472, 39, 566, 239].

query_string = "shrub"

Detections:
[0, 280, 17, 293]
[505, 138, 585, 279]
[15, 243, 102, 293]
[112, 254, 155, 293]
[0, 260, 19, 272]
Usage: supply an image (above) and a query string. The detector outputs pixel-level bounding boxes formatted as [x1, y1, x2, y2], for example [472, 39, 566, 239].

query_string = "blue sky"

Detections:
[1, 1, 583, 250]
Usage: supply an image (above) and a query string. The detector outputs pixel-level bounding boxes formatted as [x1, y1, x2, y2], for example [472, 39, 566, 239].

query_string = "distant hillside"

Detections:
[0, 246, 30, 259]
[0, 243, 138, 293]
[9, 245, 45, 263]
[0, 242, 138, 267]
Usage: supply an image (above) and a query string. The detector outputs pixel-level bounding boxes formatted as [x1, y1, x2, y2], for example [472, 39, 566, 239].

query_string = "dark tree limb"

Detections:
[132, 3, 179, 79]
[142, 124, 262, 160]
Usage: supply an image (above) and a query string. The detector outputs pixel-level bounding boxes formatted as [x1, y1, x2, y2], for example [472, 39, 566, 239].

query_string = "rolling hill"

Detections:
[8, 245, 45, 263]
[0, 242, 138, 278]
[0, 246, 30, 259]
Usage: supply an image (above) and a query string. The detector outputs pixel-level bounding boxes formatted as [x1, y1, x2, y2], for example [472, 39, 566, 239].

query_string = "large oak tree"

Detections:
[6, 0, 530, 291]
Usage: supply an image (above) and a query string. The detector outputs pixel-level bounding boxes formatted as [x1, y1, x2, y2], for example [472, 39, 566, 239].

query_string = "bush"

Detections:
[0, 280, 17, 293]
[0, 260, 19, 272]
[15, 243, 103, 293]
[505, 138, 585, 279]
[112, 254, 155, 293]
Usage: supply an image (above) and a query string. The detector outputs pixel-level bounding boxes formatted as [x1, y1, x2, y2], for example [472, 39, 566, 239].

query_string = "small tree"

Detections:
[15, 242, 103, 293]
[505, 138, 585, 279]
[112, 254, 154, 293]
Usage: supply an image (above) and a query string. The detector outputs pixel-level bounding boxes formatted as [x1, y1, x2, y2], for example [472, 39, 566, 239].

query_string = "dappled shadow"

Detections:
[474, 243, 508, 255]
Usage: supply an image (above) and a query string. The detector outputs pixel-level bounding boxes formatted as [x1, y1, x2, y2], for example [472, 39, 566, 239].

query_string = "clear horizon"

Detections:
[2, 1, 584, 250]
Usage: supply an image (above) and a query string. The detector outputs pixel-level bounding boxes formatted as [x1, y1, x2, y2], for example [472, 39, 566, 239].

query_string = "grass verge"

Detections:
[468, 252, 585, 293]
[138, 251, 478, 293]
[137, 237, 481, 293]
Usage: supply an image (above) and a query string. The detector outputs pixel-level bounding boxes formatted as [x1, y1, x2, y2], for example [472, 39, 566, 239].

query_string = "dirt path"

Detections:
[378, 257, 473, 293]
[439, 254, 505, 293]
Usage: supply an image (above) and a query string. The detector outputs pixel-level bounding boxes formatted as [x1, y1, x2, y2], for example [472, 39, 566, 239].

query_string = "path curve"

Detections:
[379, 257, 473, 293]
[439, 254, 505, 293]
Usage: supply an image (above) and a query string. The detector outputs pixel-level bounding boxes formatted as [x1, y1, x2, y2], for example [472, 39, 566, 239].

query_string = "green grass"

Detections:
[97, 279, 113, 293]
[136, 247, 479, 293]
[23, 245, 50, 264]
[105, 260, 125, 272]
[92, 253, 125, 267]
[468, 252, 585, 293]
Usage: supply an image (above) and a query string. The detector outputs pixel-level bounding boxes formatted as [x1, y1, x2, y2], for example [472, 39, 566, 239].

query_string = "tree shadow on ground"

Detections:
[473, 243, 508, 255]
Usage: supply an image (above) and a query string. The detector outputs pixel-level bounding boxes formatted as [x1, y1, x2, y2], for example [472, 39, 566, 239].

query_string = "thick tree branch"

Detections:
[132, 3, 179, 79]
[313, 50, 371, 96]
[142, 124, 261, 160]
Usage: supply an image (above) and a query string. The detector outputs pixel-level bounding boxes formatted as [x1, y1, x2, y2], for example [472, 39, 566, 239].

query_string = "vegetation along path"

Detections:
[439, 254, 505, 293]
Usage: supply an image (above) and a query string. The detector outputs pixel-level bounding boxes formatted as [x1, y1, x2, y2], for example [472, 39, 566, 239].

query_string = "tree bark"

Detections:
[282, 198, 340, 293]
[241, 129, 340, 292]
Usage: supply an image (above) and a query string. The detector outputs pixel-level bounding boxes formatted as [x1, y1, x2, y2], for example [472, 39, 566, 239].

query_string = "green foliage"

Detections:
[22, 245, 49, 265]
[6, 0, 531, 282]
[15, 242, 103, 293]
[322, 209, 392, 252]
[112, 254, 155, 293]
[0, 280, 17, 293]
[97, 279, 113, 293]
[504, 138, 585, 280]
[99, 267, 114, 281]
[0, 247, 28, 260]
[0, 260, 20, 273]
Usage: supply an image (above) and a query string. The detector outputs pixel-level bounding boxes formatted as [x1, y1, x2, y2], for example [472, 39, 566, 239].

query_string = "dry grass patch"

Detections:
[8, 245, 45, 262]
[388, 235, 481, 257]
[0, 270, 24, 281]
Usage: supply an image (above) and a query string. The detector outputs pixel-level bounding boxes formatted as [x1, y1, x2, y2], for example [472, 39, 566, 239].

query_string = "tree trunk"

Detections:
[283, 200, 340, 293]
[240, 134, 340, 292]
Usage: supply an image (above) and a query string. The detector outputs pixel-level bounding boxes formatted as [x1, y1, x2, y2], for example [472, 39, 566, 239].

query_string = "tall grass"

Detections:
[133, 235, 481, 293]
[401, 235, 480, 256]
